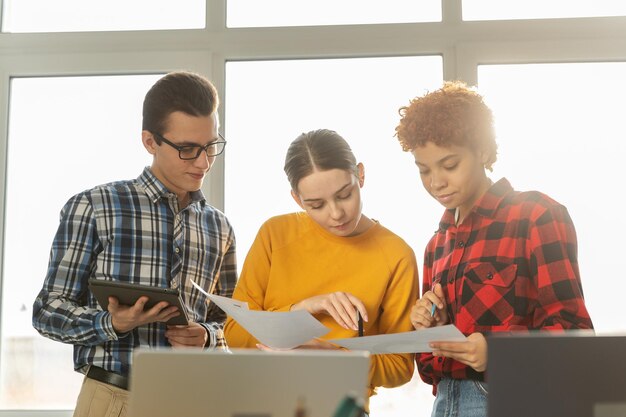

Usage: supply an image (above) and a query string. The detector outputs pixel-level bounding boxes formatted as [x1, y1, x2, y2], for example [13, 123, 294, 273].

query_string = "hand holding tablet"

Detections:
[88, 278, 189, 325]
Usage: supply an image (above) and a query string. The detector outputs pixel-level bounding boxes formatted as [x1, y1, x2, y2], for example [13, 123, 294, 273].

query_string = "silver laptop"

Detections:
[127, 348, 370, 417]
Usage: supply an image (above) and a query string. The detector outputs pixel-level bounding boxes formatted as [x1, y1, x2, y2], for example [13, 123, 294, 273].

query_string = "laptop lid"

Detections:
[488, 331, 626, 417]
[128, 348, 370, 417]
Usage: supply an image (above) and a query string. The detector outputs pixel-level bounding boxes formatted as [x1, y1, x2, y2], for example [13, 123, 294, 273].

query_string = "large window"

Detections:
[463, 0, 626, 21]
[226, 0, 440, 27]
[478, 62, 626, 333]
[224, 56, 442, 263]
[224, 57, 442, 415]
[1, 1, 626, 416]
[1, 0, 205, 32]
[1, 75, 160, 409]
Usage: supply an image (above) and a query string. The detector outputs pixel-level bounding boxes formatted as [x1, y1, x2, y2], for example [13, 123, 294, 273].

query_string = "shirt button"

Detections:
[438, 357, 443, 363]
[458, 241, 465, 248]
[487, 272, 494, 280]
[174, 247, 180, 254]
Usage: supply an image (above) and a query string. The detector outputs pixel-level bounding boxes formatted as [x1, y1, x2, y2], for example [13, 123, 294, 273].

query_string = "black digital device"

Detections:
[88, 278, 189, 325]
[488, 331, 626, 417]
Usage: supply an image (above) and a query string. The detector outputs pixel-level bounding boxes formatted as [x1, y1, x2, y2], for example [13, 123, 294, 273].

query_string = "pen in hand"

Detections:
[357, 310, 364, 337]
[430, 280, 441, 318]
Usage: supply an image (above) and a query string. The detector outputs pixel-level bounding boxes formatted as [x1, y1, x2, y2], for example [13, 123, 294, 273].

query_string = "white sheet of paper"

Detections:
[329, 325, 467, 354]
[190, 280, 329, 349]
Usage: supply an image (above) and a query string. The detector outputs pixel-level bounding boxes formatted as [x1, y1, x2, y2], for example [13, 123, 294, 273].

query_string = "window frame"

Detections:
[2, 0, 626, 415]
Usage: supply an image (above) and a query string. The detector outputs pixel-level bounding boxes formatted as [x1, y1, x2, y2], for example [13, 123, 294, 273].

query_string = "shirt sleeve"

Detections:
[202, 225, 238, 349]
[526, 203, 593, 330]
[367, 244, 419, 392]
[32, 193, 118, 345]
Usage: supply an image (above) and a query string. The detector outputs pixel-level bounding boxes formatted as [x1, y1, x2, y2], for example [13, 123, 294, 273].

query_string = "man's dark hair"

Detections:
[142, 71, 219, 136]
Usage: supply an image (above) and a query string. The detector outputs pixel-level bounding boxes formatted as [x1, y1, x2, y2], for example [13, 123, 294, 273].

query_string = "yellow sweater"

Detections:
[224, 212, 419, 396]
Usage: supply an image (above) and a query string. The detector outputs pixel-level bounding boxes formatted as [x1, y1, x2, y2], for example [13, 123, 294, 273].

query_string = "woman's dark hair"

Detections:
[142, 71, 219, 137]
[284, 129, 358, 192]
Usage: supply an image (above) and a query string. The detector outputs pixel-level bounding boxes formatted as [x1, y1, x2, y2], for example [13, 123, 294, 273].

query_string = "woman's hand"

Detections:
[429, 332, 488, 372]
[410, 283, 448, 329]
[291, 292, 367, 331]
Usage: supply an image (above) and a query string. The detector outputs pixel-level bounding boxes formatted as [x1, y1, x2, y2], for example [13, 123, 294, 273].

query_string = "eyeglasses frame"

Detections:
[152, 131, 227, 160]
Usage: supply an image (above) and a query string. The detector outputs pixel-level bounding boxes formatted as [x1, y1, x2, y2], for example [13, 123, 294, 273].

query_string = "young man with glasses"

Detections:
[33, 71, 237, 417]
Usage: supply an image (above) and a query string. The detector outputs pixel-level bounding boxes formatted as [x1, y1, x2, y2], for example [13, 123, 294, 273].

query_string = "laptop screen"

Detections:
[487, 331, 626, 417]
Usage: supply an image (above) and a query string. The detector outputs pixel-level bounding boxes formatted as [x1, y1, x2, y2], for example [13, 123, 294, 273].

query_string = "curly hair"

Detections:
[395, 81, 498, 170]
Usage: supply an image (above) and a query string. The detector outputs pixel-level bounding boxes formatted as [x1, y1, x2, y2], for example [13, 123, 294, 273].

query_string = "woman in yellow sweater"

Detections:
[224, 128, 419, 399]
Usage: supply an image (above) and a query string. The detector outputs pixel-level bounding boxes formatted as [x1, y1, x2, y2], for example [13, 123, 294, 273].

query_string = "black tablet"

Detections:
[88, 278, 189, 325]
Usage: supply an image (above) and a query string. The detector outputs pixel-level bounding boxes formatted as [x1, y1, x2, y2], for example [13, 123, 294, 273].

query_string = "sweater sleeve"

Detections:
[367, 243, 420, 392]
[224, 223, 272, 348]
[416, 240, 437, 389]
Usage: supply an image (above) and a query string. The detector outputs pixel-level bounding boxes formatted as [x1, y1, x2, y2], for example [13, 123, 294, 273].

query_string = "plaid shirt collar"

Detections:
[438, 177, 513, 232]
[137, 166, 206, 207]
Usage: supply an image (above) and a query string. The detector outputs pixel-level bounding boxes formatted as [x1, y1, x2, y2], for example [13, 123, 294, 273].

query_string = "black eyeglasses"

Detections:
[153, 132, 227, 160]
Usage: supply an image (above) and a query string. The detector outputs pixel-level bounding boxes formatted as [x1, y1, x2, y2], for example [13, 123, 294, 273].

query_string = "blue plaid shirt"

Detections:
[33, 167, 237, 377]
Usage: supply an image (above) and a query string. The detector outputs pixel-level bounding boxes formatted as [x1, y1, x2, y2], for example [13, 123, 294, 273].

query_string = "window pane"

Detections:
[478, 62, 626, 333]
[1, 74, 160, 409]
[227, 0, 441, 27]
[225, 56, 442, 417]
[1, 0, 204, 33]
[464, 0, 626, 21]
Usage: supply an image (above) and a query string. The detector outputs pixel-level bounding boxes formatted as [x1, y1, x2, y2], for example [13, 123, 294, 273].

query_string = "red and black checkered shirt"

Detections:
[416, 178, 593, 391]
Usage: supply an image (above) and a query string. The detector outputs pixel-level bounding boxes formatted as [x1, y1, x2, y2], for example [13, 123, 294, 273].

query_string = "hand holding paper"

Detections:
[190, 280, 329, 349]
[329, 324, 466, 354]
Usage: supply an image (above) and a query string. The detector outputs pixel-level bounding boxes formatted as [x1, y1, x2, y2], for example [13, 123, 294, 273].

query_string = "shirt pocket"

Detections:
[464, 262, 517, 288]
[460, 262, 518, 327]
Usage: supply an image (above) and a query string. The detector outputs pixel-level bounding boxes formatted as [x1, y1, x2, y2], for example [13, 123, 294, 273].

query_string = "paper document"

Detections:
[191, 280, 329, 349]
[329, 325, 466, 354]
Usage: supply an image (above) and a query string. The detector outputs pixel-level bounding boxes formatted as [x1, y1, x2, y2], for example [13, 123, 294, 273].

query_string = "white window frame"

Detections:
[1, 0, 626, 415]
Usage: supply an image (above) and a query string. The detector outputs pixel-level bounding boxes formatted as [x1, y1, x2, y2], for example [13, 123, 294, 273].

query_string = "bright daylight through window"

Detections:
[226, 0, 440, 27]
[1, 0, 204, 32]
[1, 75, 159, 409]
[1, 0, 625, 416]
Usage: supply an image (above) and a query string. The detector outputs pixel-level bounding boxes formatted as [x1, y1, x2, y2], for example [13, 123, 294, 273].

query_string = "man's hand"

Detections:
[108, 296, 181, 334]
[165, 322, 209, 348]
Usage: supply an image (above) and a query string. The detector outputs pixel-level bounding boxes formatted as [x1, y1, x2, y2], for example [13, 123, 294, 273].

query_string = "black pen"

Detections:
[357, 310, 364, 337]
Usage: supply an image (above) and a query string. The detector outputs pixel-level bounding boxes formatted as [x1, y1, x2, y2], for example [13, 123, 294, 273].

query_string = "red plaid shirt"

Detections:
[416, 178, 593, 391]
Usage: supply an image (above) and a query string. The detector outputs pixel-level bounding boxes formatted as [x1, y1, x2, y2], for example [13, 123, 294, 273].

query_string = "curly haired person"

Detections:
[394, 81, 593, 417]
